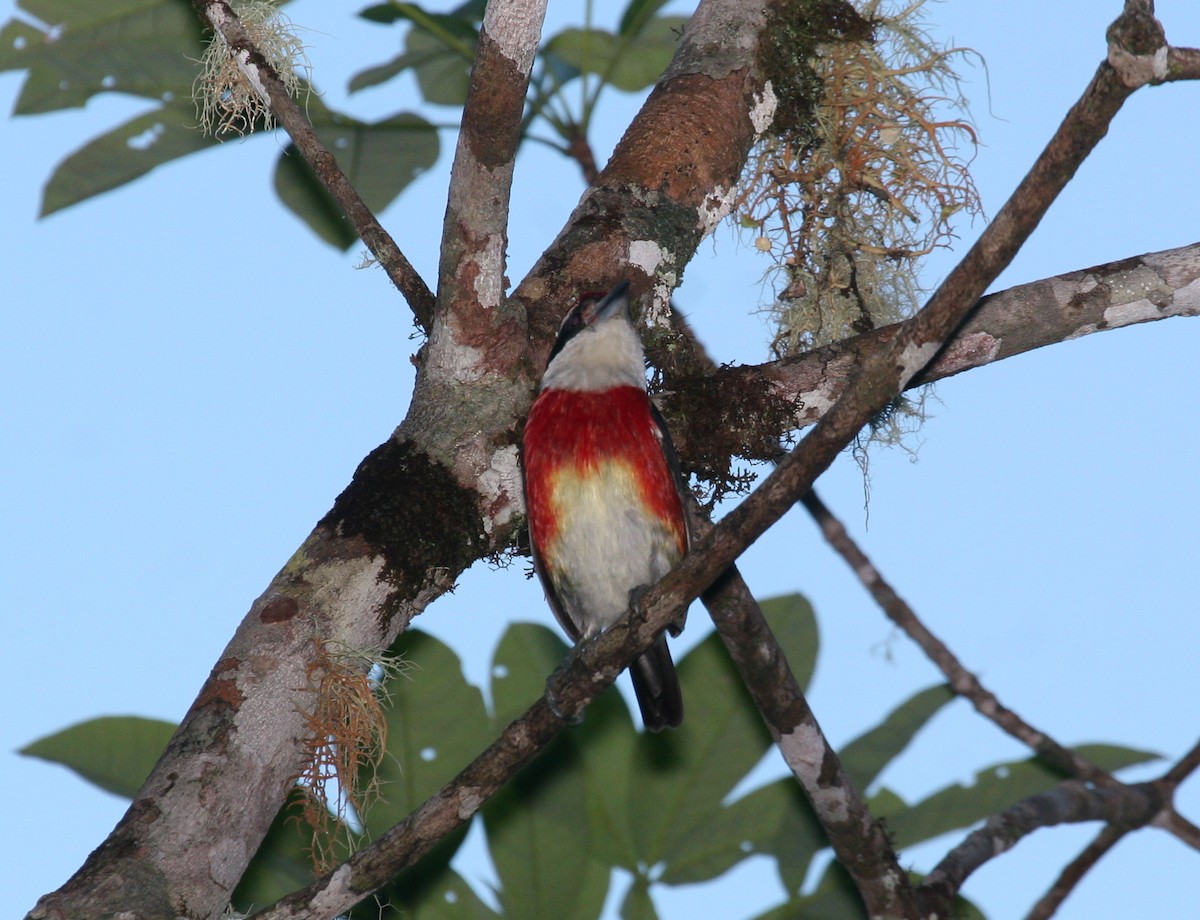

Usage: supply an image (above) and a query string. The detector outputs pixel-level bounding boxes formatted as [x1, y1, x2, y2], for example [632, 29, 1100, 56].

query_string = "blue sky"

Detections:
[4, 1, 1200, 917]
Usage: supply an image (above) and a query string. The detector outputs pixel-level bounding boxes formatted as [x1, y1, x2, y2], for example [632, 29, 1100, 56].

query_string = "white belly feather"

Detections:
[547, 458, 681, 638]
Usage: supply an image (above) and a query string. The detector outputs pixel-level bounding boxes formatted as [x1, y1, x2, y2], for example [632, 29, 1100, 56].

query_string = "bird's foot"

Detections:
[544, 657, 584, 726]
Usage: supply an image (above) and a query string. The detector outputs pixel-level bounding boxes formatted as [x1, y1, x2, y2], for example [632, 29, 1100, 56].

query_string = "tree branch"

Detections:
[693, 520, 919, 917]
[920, 780, 1162, 913]
[192, 0, 436, 328]
[800, 490, 1118, 786]
[1025, 825, 1129, 920]
[672, 306, 915, 913]
[435, 0, 547, 323]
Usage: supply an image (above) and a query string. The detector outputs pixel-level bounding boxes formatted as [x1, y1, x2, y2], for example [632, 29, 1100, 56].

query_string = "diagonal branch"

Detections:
[667, 240, 1200, 463]
[192, 0, 436, 328]
[1025, 825, 1130, 920]
[691, 516, 919, 916]
[800, 490, 1118, 786]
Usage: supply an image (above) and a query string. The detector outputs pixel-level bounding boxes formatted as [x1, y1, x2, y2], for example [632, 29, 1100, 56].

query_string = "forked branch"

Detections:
[192, 0, 436, 328]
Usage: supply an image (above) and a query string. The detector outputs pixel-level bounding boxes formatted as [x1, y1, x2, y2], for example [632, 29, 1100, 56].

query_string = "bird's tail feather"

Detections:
[629, 635, 683, 732]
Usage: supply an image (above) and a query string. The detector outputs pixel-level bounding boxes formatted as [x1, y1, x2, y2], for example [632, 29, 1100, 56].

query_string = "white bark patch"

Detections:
[483, 0, 548, 70]
[231, 49, 270, 104]
[629, 239, 668, 277]
[472, 234, 505, 310]
[749, 81, 777, 135]
[480, 445, 522, 533]
[309, 863, 356, 916]
[1108, 43, 1168, 88]
[458, 788, 485, 818]
[643, 279, 677, 330]
[777, 723, 851, 822]
[697, 184, 737, 237]
[310, 557, 392, 645]
[1103, 298, 1163, 328]
[426, 316, 487, 384]
[1172, 276, 1200, 314]
[896, 341, 939, 389]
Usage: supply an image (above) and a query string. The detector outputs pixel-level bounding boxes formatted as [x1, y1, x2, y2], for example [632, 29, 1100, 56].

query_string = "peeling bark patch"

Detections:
[195, 660, 245, 711]
[927, 331, 1002, 378]
[1104, 298, 1164, 327]
[479, 444, 522, 534]
[462, 32, 525, 169]
[320, 438, 488, 595]
[259, 596, 299, 623]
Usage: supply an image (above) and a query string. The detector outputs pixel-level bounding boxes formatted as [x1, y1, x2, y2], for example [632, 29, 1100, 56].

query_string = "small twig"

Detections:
[1167, 46, 1200, 80]
[1025, 825, 1129, 920]
[192, 0, 436, 329]
[800, 491, 1117, 786]
[920, 781, 1160, 915]
[1159, 736, 1200, 789]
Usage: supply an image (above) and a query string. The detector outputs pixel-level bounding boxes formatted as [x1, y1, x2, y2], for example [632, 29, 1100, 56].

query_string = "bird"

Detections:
[522, 280, 688, 731]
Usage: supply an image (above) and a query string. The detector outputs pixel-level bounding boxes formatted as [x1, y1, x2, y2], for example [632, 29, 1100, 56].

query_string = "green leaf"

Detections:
[660, 779, 793, 885]
[40, 96, 220, 216]
[0, 0, 203, 115]
[273, 109, 439, 248]
[619, 877, 659, 920]
[882, 743, 1161, 849]
[763, 776, 827, 896]
[839, 683, 955, 793]
[358, 0, 485, 28]
[351, 5, 479, 103]
[363, 630, 490, 836]
[484, 623, 610, 920]
[618, 0, 672, 38]
[489, 621, 570, 725]
[544, 17, 686, 94]
[19, 715, 175, 798]
[379, 868, 501, 920]
[758, 592, 819, 692]
[630, 593, 815, 874]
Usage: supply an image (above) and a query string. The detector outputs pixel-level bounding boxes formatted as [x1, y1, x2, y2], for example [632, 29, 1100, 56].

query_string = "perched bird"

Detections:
[522, 281, 688, 731]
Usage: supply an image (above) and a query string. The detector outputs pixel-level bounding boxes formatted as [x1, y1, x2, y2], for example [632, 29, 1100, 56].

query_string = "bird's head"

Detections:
[540, 281, 646, 393]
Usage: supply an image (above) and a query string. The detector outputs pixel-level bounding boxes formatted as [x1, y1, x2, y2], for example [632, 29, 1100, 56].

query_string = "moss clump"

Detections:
[320, 439, 488, 604]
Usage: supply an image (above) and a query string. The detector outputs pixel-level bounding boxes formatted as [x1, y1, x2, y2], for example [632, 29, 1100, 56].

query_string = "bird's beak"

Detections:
[590, 280, 632, 324]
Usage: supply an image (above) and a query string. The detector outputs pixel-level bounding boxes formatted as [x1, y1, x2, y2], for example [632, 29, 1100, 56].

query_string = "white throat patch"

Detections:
[541, 317, 647, 392]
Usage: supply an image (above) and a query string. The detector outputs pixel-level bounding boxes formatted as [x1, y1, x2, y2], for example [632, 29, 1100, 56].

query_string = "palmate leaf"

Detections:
[483, 623, 611, 920]
[40, 95, 221, 216]
[346, 630, 494, 919]
[273, 106, 439, 249]
[642, 594, 817, 884]
[0, 0, 204, 115]
[839, 683, 956, 793]
[351, 1, 482, 104]
[772, 683, 955, 893]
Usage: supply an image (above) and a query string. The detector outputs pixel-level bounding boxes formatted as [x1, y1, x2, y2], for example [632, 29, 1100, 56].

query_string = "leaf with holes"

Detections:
[0, 0, 203, 115]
